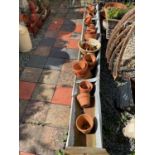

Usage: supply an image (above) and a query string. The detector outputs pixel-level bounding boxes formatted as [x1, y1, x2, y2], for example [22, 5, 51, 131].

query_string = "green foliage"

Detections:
[107, 8, 128, 20]
[107, 2, 134, 20]
[55, 149, 64, 155]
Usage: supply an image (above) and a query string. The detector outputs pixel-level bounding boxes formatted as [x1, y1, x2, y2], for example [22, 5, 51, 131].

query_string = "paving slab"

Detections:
[39, 69, 60, 85]
[70, 32, 81, 40]
[57, 71, 75, 87]
[54, 39, 68, 48]
[22, 101, 49, 124]
[40, 126, 68, 150]
[44, 57, 66, 70]
[44, 31, 58, 38]
[48, 18, 64, 31]
[32, 46, 51, 56]
[20, 67, 42, 83]
[57, 31, 71, 41]
[39, 37, 56, 47]
[26, 55, 47, 69]
[19, 124, 42, 154]
[49, 47, 78, 60]
[20, 151, 36, 155]
[20, 81, 36, 100]
[45, 104, 70, 128]
[52, 86, 72, 105]
[67, 39, 79, 49]
[60, 23, 76, 32]
[32, 84, 55, 102]
[19, 100, 29, 122]
[61, 60, 77, 72]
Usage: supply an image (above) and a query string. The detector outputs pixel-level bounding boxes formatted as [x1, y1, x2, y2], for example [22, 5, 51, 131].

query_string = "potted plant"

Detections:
[103, 2, 134, 39]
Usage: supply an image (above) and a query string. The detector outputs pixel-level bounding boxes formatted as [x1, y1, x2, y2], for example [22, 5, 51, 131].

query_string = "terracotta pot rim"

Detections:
[79, 81, 93, 92]
[76, 114, 94, 134]
[72, 60, 88, 75]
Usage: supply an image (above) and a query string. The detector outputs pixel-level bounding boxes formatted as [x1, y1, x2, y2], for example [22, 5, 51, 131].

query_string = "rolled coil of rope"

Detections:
[106, 8, 135, 80]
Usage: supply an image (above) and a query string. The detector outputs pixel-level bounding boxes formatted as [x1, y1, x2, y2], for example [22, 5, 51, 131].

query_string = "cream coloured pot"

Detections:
[19, 24, 32, 52]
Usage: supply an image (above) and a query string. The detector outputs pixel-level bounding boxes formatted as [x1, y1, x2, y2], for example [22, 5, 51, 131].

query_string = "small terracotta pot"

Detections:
[84, 15, 92, 26]
[84, 32, 96, 41]
[86, 4, 95, 16]
[79, 81, 93, 93]
[77, 69, 92, 79]
[83, 54, 97, 69]
[72, 60, 88, 76]
[77, 93, 90, 108]
[88, 24, 96, 29]
[76, 114, 94, 134]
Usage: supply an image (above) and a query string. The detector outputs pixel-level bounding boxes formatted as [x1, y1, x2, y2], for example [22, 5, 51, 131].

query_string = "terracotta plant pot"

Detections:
[83, 54, 97, 69]
[76, 114, 94, 134]
[86, 4, 96, 16]
[84, 14, 92, 26]
[84, 32, 97, 41]
[77, 93, 90, 108]
[79, 81, 93, 93]
[72, 60, 88, 77]
[29, 0, 37, 13]
[88, 24, 96, 29]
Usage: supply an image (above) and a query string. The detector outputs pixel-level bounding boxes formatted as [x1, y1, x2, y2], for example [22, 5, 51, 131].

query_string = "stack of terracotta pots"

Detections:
[72, 53, 97, 79]
[76, 80, 94, 134]
[19, 0, 49, 36]
[84, 4, 97, 41]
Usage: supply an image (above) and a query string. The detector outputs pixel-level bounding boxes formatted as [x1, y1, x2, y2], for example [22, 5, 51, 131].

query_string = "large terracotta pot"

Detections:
[77, 92, 90, 108]
[76, 114, 94, 134]
[83, 54, 97, 69]
[79, 81, 93, 93]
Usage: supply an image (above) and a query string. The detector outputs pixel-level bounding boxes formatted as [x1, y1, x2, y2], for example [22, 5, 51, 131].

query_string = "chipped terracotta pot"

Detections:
[83, 54, 97, 69]
[76, 114, 94, 134]
[77, 93, 90, 108]
[72, 60, 88, 77]
[79, 81, 93, 93]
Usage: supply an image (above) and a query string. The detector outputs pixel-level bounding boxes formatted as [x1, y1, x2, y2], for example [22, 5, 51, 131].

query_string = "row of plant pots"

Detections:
[74, 3, 100, 135]
[76, 80, 95, 134]
[84, 4, 97, 41]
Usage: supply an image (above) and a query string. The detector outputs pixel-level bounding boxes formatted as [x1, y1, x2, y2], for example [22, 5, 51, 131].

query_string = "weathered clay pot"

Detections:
[83, 54, 97, 69]
[72, 60, 88, 77]
[79, 81, 93, 93]
[77, 93, 90, 108]
[88, 24, 96, 30]
[29, 0, 37, 13]
[86, 4, 95, 16]
[76, 114, 94, 134]
[84, 32, 97, 41]
[84, 15, 92, 26]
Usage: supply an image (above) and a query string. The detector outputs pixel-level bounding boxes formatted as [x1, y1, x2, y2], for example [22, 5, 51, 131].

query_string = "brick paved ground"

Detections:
[19, 0, 83, 154]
